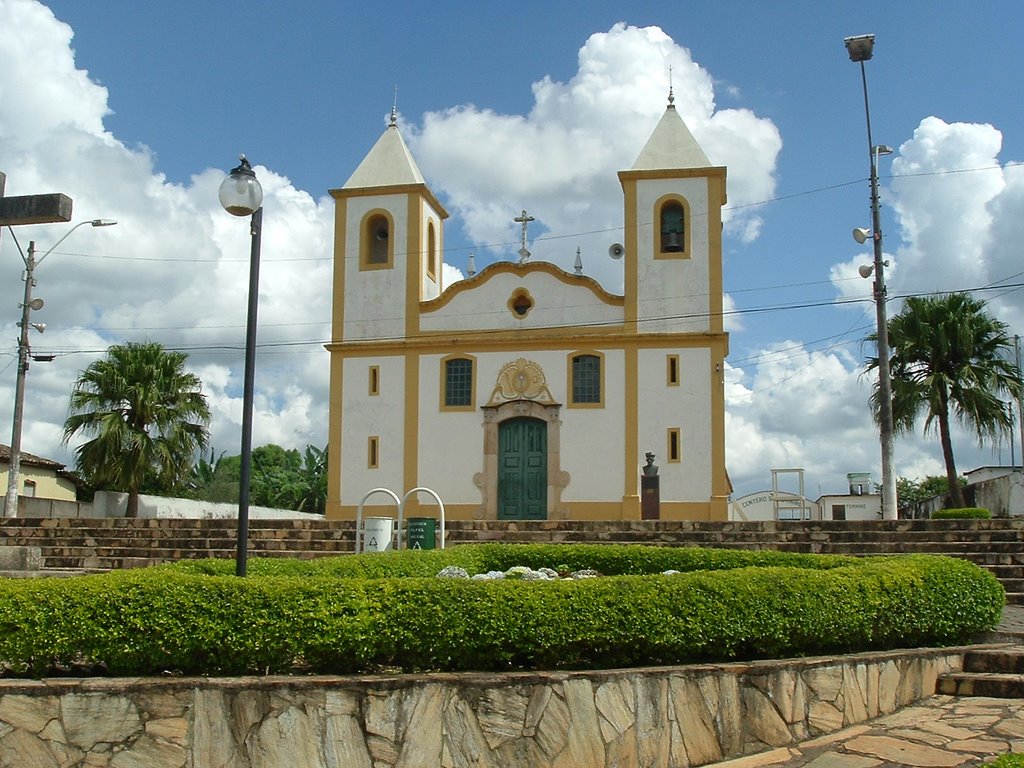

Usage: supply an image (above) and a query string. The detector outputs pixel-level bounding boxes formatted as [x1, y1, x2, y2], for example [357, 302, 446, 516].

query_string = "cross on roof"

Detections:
[514, 209, 534, 264]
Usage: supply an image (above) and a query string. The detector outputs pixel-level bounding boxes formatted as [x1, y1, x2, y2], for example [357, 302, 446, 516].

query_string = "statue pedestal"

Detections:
[641, 475, 660, 520]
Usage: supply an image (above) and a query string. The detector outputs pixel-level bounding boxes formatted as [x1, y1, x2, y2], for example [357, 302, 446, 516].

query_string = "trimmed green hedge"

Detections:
[165, 543, 858, 579]
[933, 507, 991, 519]
[0, 544, 1004, 677]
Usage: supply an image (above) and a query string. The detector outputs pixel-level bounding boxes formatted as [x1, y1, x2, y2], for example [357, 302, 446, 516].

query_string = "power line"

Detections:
[39, 162, 1024, 265]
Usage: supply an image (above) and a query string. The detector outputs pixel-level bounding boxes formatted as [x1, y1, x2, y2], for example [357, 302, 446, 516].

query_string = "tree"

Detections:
[896, 475, 964, 517]
[63, 342, 211, 517]
[867, 293, 1023, 508]
[187, 444, 328, 514]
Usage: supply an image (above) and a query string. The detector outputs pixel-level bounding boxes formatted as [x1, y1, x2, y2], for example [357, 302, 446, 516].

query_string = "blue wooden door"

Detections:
[498, 417, 547, 520]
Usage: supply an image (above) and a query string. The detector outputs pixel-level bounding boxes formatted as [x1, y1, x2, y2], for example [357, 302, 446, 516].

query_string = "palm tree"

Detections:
[63, 342, 211, 517]
[866, 293, 1024, 508]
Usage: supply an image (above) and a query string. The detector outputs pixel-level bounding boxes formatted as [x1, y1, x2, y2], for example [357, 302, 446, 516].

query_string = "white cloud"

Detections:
[888, 116, 1006, 297]
[0, 0, 332, 470]
[406, 23, 782, 289]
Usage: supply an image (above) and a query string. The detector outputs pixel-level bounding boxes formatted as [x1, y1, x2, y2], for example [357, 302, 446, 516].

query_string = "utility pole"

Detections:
[0, 171, 73, 516]
[5, 241, 39, 519]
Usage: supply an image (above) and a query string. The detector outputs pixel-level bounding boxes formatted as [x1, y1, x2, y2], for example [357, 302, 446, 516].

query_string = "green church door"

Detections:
[498, 417, 547, 520]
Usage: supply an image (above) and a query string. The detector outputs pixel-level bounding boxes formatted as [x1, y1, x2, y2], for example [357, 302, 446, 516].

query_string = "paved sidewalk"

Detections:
[709, 605, 1024, 768]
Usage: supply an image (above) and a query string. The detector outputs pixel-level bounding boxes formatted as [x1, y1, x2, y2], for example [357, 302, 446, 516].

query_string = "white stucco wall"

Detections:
[637, 347, 712, 501]
[420, 269, 623, 333]
[417, 353, 484, 504]
[342, 194, 409, 342]
[559, 349, 625, 502]
[340, 355, 406, 506]
[818, 494, 881, 521]
[634, 178, 711, 334]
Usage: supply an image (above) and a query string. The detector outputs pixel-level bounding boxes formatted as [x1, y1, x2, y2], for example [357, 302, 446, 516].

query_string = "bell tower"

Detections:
[617, 92, 727, 335]
[329, 110, 448, 344]
[617, 93, 731, 520]
[326, 112, 449, 517]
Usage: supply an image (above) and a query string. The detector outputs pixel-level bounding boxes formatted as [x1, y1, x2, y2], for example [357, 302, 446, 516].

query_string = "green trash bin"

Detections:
[407, 517, 437, 550]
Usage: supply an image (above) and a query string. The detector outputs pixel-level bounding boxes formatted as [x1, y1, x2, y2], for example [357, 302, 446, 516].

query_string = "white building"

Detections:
[326, 97, 730, 521]
[730, 471, 881, 522]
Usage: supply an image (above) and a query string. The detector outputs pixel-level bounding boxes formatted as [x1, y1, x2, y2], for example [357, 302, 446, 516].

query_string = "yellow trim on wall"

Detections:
[403, 351, 420, 516]
[332, 500, 724, 522]
[405, 196, 421, 339]
[623, 344, 639, 518]
[328, 331, 727, 357]
[618, 166, 727, 191]
[326, 193, 347, 520]
[367, 435, 379, 469]
[620, 176, 639, 334]
[707, 173, 727, 335]
[329, 183, 450, 221]
[439, 353, 477, 411]
[421, 260, 624, 313]
[330, 199, 348, 341]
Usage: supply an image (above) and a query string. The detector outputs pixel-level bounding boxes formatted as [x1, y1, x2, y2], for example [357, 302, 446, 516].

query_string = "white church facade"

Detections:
[326, 98, 730, 521]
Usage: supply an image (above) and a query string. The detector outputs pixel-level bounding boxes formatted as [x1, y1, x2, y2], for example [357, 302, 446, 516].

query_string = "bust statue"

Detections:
[642, 452, 658, 476]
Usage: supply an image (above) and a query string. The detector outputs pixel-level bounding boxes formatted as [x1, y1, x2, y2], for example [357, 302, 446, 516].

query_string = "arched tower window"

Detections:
[361, 211, 393, 269]
[659, 199, 686, 254]
[427, 221, 437, 281]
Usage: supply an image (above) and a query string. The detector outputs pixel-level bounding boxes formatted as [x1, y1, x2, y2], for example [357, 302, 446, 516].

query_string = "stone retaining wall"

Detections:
[0, 646, 966, 768]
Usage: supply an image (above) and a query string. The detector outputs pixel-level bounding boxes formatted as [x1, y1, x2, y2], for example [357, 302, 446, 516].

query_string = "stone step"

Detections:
[980, 564, 1024, 578]
[936, 672, 1024, 698]
[963, 648, 1024, 674]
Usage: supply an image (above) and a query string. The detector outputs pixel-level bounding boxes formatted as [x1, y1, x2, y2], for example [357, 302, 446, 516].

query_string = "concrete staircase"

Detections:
[936, 646, 1024, 698]
[0, 517, 1020, 602]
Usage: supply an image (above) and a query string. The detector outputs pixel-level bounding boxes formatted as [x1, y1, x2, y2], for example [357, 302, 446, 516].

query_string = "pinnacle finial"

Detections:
[390, 85, 398, 126]
[668, 65, 675, 108]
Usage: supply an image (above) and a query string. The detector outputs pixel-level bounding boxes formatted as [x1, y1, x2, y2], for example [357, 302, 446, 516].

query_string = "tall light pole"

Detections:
[4, 219, 117, 517]
[218, 155, 263, 577]
[846, 33, 898, 521]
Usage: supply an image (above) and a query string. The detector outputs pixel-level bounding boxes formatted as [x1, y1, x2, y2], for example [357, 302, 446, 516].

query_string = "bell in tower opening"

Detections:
[660, 200, 685, 253]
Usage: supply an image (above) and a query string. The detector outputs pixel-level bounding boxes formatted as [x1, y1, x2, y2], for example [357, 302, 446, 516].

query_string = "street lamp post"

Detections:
[218, 155, 263, 577]
[845, 33, 898, 521]
[4, 219, 117, 517]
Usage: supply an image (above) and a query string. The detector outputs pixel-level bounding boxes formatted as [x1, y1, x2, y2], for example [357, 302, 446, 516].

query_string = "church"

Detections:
[325, 94, 730, 521]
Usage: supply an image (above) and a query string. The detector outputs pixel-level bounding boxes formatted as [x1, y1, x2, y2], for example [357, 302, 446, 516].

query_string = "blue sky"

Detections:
[3, 0, 1024, 500]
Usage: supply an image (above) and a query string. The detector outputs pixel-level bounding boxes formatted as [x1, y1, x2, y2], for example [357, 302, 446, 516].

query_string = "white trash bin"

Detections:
[361, 517, 394, 552]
